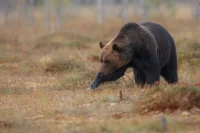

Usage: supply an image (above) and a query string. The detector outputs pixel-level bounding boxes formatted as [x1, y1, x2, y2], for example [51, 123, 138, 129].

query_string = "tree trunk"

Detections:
[29, 0, 35, 25]
[192, 0, 200, 19]
[140, 0, 148, 21]
[133, 0, 139, 17]
[45, 0, 51, 31]
[4, 3, 9, 27]
[122, 0, 128, 23]
[97, 0, 103, 24]
[55, 1, 63, 32]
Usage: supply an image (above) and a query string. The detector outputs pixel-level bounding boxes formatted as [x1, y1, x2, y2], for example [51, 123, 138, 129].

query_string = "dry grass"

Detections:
[34, 32, 91, 50]
[0, 4, 200, 133]
[136, 85, 200, 113]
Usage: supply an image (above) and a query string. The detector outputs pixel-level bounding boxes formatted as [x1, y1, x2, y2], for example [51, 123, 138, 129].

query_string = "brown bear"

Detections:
[89, 22, 178, 89]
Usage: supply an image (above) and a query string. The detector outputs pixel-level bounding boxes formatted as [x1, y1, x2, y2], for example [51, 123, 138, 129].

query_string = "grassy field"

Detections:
[0, 5, 200, 133]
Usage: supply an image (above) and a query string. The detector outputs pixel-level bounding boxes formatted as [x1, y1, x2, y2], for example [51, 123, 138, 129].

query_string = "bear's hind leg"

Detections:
[160, 64, 178, 84]
[161, 40, 178, 84]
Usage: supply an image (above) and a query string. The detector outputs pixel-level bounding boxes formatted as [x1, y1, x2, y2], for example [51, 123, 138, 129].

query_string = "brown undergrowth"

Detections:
[136, 85, 200, 114]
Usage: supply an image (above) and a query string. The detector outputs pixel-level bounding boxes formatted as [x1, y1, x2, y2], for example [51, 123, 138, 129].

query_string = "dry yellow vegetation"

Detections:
[0, 5, 200, 133]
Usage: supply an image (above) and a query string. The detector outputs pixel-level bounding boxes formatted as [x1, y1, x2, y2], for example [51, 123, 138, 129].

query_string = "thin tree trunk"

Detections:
[4, 3, 9, 27]
[29, 0, 35, 25]
[45, 0, 51, 31]
[55, 1, 62, 32]
[192, 0, 200, 19]
[133, 0, 139, 17]
[97, 0, 103, 24]
[137, 0, 147, 21]
[122, 0, 128, 23]
[17, 0, 25, 26]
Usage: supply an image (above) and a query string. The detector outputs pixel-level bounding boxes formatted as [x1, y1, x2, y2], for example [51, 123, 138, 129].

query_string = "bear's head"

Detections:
[98, 40, 132, 76]
[88, 39, 133, 90]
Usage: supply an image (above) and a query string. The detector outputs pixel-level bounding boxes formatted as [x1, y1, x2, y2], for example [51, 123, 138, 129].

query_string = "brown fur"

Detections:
[89, 22, 178, 89]
[99, 36, 131, 75]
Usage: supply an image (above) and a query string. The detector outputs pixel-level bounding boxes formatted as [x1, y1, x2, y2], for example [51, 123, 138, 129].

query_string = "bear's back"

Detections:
[140, 22, 175, 67]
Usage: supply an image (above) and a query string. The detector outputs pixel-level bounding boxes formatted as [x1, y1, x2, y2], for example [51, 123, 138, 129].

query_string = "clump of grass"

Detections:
[45, 59, 84, 72]
[176, 38, 200, 52]
[0, 33, 19, 44]
[37, 54, 85, 73]
[0, 55, 21, 64]
[59, 71, 96, 90]
[191, 41, 200, 51]
[73, 119, 181, 133]
[135, 85, 200, 113]
[103, 96, 118, 103]
[178, 52, 200, 66]
[136, 121, 163, 133]
[34, 32, 91, 50]
[0, 87, 31, 95]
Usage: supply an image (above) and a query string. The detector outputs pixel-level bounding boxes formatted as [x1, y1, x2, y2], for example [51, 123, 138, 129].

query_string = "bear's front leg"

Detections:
[133, 68, 146, 87]
[133, 54, 160, 86]
[89, 65, 128, 90]
[142, 60, 160, 86]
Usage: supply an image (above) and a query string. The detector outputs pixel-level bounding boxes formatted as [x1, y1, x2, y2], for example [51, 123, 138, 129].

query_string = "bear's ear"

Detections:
[99, 41, 105, 49]
[113, 43, 122, 52]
